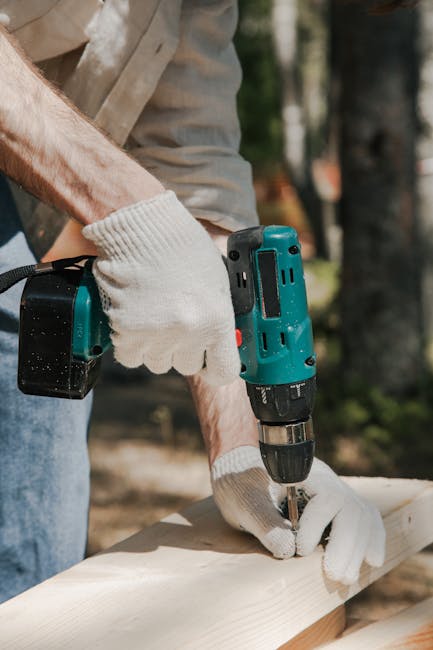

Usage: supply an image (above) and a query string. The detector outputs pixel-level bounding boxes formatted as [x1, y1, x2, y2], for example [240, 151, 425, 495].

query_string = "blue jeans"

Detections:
[0, 177, 92, 603]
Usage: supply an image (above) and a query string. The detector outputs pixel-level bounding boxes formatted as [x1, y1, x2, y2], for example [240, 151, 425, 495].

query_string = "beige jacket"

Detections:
[1, 0, 258, 232]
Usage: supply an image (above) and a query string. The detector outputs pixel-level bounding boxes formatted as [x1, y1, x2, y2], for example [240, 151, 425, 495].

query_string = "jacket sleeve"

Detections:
[128, 0, 259, 232]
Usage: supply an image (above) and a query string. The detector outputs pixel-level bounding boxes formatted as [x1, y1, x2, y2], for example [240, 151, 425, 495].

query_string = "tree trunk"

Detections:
[334, 4, 422, 395]
[417, 2, 433, 368]
[271, 0, 329, 258]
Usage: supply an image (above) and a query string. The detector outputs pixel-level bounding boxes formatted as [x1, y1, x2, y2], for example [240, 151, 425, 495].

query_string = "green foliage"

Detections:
[335, 386, 433, 479]
[305, 259, 339, 312]
[310, 261, 433, 479]
[235, 0, 283, 173]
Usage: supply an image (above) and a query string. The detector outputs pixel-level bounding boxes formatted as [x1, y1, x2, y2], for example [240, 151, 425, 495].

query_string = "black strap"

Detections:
[51, 255, 95, 271]
[0, 255, 96, 295]
[0, 265, 36, 294]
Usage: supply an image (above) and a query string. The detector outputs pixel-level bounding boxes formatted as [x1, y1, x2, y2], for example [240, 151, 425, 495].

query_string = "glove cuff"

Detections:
[82, 191, 205, 261]
[211, 445, 262, 481]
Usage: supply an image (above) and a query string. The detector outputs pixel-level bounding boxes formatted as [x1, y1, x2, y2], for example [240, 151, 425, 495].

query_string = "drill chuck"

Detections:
[258, 418, 315, 484]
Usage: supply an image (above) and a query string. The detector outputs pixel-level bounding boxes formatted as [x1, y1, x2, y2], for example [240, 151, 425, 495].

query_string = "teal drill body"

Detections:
[234, 226, 316, 387]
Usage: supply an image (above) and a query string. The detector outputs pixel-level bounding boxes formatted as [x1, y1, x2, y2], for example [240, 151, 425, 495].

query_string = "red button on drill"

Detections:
[235, 329, 242, 347]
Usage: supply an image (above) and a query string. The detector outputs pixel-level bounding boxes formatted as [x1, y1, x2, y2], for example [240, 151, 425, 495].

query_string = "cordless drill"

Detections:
[0, 225, 316, 529]
[226, 226, 316, 529]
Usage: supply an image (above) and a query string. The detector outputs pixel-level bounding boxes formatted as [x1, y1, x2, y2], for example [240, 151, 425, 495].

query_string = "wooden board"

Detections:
[322, 597, 433, 649]
[0, 478, 432, 650]
[279, 605, 346, 649]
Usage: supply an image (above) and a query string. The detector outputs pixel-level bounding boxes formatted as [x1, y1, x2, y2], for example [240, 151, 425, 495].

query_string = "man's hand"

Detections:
[296, 458, 385, 584]
[211, 446, 385, 585]
[82, 191, 240, 385]
[211, 446, 296, 557]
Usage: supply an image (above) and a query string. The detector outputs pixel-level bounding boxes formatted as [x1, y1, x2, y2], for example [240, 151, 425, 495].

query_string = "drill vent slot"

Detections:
[280, 332, 285, 345]
[262, 332, 268, 350]
[257, 250, 280, 318]
[289, 268, 294, 284]
[281, 269, 286, 285]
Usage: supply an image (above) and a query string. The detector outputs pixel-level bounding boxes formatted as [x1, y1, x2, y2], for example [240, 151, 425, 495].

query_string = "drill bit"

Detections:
[287, 486, 299, 532]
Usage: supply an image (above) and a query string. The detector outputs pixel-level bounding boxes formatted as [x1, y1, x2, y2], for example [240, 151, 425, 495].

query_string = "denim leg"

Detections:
[0, 177, 92, 603]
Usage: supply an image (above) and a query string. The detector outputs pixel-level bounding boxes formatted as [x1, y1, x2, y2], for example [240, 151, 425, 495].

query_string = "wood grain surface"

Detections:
[279, 605, 346, 649]
[322, 597, 433, 649]
[0, 477, 432, 649]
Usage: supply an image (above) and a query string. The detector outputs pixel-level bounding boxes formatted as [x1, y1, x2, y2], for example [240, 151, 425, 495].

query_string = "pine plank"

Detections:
[322, 597, 433, 649]
[0, 477, 432, 649]
[278, 605, 346, 649]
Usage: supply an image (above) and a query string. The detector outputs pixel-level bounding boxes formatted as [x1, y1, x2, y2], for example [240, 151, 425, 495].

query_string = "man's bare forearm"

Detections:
[0, 28, 163, 224]
[188, 375, 258, 465]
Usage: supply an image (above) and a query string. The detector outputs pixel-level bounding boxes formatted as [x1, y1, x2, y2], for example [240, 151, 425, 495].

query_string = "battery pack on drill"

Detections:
[18, 262, 111, 399]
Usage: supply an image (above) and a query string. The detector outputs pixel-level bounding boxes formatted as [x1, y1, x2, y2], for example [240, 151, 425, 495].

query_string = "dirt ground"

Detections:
[87, 363, 206, 555]
[88, 362, 433, 626]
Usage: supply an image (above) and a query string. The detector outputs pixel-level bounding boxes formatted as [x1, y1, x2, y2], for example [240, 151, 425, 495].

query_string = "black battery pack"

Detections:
[18, 268, 101, 399]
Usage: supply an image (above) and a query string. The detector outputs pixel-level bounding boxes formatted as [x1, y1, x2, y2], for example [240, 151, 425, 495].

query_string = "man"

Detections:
[0, 1, 385, 602]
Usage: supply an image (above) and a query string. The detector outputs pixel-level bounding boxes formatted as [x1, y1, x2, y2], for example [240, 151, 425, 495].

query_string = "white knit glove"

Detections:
[83, 191, 240, 385]
[211, 446, 386, 585]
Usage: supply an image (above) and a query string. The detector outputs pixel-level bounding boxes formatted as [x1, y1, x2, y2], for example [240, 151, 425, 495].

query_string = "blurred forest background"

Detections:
[85, 0, 433, 619]
[236, 0, 433, 481]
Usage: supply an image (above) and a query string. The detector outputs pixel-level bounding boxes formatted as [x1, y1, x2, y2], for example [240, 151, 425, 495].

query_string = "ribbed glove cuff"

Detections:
[82, 191, 203, 261]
